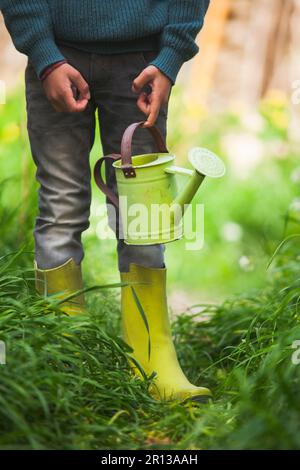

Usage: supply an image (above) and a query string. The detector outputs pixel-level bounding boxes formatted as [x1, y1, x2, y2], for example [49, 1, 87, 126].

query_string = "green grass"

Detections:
[1, 87, 300, 449]
[1, 243, 300, 449]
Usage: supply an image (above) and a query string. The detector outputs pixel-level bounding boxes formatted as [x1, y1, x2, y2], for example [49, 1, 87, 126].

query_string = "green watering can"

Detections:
[94, 121, 225, 245]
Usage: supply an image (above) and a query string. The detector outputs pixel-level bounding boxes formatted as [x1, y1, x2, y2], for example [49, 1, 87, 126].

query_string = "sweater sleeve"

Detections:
[149, 0, 210, 85]
[1, 1, 65, 77]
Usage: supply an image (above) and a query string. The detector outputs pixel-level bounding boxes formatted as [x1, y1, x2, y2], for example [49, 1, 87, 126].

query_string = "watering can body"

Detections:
[94, 122, 225, 245]
[114, 153, 183, 244]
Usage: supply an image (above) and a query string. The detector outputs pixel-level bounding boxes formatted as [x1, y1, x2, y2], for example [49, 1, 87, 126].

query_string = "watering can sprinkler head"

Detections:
[188, 147, 226, 179]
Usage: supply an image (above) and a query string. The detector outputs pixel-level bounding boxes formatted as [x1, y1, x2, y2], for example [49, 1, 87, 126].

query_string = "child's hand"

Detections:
[42, 64, 91, 113]
[132, 65, 172, 127]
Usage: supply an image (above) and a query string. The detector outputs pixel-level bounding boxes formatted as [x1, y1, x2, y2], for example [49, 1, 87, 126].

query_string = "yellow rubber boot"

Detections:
[35, 258, 85, 315]
[120, 264, 212, 402]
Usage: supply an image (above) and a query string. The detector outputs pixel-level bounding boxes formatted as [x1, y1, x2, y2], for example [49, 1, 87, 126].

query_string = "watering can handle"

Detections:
[120, 121, 169, 178]
[94, 154, 121, 208]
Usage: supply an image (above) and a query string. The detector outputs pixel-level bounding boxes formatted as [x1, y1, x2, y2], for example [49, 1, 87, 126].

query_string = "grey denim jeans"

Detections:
[25, 44, 169, 272]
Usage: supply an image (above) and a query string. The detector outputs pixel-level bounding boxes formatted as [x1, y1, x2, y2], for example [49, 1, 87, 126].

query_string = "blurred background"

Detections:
[1, 0, 300, 311]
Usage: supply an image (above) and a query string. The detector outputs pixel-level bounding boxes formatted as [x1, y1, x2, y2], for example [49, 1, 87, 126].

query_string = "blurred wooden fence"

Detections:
[188, 0, 300, 109]
[0, 15, 26, 92]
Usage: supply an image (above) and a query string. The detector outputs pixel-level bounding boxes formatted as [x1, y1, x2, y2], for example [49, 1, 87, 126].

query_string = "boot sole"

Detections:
[183, 393, 213, 405]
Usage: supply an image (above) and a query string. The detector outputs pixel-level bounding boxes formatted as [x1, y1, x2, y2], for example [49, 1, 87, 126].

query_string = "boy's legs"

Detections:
[95, 50, 169, 271]
[26, 45, 167, 273]
[25, 46, 210, 399]
[25, 46, 96, 270]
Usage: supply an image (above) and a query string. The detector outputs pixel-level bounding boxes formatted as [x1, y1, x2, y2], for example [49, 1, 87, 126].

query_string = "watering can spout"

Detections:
[164, 148, 226, 214]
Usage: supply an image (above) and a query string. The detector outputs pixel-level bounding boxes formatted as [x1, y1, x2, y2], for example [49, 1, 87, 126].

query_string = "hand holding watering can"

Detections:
[94, 121, 225, 245]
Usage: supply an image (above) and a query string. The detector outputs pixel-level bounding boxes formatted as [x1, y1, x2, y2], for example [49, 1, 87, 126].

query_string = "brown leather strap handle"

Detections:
[94, 154, 121, 207]
[120, 121, 169, 178]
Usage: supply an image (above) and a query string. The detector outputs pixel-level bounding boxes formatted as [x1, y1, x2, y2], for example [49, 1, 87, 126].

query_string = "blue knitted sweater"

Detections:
[1, 1, 210, 84]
